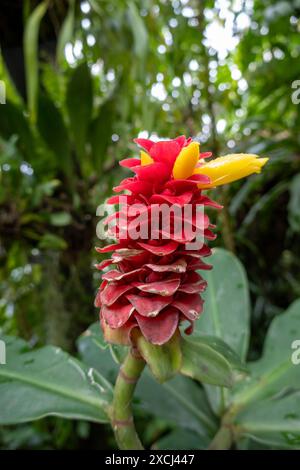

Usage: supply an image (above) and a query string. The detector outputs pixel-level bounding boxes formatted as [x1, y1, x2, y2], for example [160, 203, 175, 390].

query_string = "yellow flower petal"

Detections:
[140, 150, 154, 166]
[194, 153, 268, 188]
[173, 141, 200, 179]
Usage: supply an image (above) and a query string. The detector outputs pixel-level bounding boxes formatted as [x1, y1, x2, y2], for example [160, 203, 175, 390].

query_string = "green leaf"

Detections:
[89, 0, 102, 16]
[89, 98, 114, 171]
[288, 173, 300, 233]
[195, 248, 250, 415]
[66, 62, 93, 161]
[0, 101, 36, 163]
[24, 0, 49, 122]
[235, 392, 300, 449]
[49, 212, 72, 227]
[56, 0, 75, 65]
[127, 1, 148, 59]
[137, 374, 217, 439]
[41, 63, 66, 107]
[38, 233, 67, 250]
[77, 322, 124, 384]
[135, 331, 182, 383]
[153, 428, 205, 450]
[0, 52, 22, 105]
[109, 343, 128, 366]
[196, 248, 250, 359]
[78, 324, 217, 439]
[37, 93, 72, 178]
[233, 299, 300, 406]
[199, 336, 248, 377]
[0, 335, 113, 425]
[31, 180, 61, 206]
[239, 181, 289, 233]
[180, 335, 246, 388]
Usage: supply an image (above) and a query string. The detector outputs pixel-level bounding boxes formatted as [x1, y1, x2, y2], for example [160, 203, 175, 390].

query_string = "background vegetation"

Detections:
[0, 0, 299, 449]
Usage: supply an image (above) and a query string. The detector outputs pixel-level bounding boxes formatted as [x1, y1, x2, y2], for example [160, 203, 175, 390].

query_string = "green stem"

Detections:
[111, 348, 146, 450]
[208, 424, 233, 450]
[208, 405, 243, 450]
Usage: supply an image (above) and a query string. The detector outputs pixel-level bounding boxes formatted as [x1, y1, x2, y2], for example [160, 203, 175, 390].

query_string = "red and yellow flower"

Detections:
[95, 136, 267, 346]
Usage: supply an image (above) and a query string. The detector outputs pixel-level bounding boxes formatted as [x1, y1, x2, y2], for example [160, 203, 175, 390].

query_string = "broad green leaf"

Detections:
[127, 2, 148, 59]
[229, 176, 262, 215]
[56, 0, 75, 65]
[66, 62, 93, 161]
[41, 63, 66, 108]
[49, 212, 72, 227]
[37, 93, 72, 179]
[38, 233, 67, 250]
[180, 335, 246, 388]
[235, 392, 300, 449]
[31, 180, 61, 207]
[135, 331, 182, 383]
[137, 374, 217, 439]
[236, 437, 273, 450]
[77, 322, 124, 384]
[0, 53, 22, 105]
[233, 299, 300, 406]
[239, 181, 289, 233]
[79, 324, 182, 384]
[195, 248, 250, 414]
[0, 335, 112, 425]
[24, 1, 48, 122]
[153, 428, 205, 450]
[109, 343, 128, 366]
[196, 248, 250, 359]
[198, 336, 248, 376]
[288, 173, 300, 233]
[89, 98, 115, 171]
[78, 323, 217, 439]
[0, 101, 36, 163]
[89, 0, 102, 15]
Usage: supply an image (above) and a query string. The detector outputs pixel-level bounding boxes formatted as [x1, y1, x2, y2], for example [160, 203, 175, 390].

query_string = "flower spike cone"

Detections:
[95, 137, 268, 449]
[95, 137, 268, 351]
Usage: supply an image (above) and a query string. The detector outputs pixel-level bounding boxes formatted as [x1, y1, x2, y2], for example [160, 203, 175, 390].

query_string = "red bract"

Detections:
[95, 136, 220, 346]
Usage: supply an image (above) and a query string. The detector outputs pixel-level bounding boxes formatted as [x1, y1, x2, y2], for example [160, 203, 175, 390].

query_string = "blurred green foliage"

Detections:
[0, 0, 300, 449]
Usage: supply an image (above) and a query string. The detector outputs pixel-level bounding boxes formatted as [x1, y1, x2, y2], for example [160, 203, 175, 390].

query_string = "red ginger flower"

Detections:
[95, 136, 268, 346]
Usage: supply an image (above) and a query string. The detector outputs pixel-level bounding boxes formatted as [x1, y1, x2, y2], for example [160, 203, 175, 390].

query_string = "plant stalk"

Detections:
[208, 424, 233, 450]
[208, 406, 242, 450]
[111, 348, 145, 450]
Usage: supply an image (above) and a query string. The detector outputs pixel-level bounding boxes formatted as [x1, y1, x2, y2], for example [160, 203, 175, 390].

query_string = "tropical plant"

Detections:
[0, 0, 300, 450]
[1, 249, 300, 449]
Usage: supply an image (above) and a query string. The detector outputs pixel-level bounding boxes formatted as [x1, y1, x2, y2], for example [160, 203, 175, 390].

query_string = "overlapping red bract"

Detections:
[95, 136, 222, 345]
